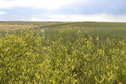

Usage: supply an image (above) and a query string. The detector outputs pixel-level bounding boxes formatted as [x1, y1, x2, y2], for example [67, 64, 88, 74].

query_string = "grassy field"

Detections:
[0, 21, 65, 31]
[0, 21, 70, 31]
[37, 22, 126, 40]
[0, 22, 126, 84]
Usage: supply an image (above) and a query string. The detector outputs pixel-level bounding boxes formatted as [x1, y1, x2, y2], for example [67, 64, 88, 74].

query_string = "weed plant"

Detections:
[0, 28, 126, 84]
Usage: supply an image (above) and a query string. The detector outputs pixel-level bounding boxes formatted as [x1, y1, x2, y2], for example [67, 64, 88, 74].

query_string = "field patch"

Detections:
[0, 25, 37, 31]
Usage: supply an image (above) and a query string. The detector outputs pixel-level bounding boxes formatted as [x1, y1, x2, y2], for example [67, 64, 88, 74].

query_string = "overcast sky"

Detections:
[0, 0, 126, 22]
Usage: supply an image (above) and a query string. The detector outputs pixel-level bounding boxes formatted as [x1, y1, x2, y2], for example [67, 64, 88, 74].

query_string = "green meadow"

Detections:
[0, 22, 126, 84]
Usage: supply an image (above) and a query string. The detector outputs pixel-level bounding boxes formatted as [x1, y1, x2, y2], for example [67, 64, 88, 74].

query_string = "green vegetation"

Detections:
[0, 21, 67, 26]
[0, 22, 126, 84]
[38, 22, 126, 40]
[0, 21, 68, 31]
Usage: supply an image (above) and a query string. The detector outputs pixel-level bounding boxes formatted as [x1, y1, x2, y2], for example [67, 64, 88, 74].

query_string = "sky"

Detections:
[0, 0, 126, 22]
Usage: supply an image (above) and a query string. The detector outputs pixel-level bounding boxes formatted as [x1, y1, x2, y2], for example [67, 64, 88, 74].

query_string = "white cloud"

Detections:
[29, 14, 126, 22]
[30, 17, 45, 21]
[0, 0, 85, 9]
[0, 11, 6, 14]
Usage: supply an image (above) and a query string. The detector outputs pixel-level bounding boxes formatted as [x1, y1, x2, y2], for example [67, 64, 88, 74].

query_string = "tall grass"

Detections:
[0, 28, 126, 84]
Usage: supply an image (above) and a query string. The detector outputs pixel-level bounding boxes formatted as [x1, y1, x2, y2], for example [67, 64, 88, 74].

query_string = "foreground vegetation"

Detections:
[0, 26, 126, 84]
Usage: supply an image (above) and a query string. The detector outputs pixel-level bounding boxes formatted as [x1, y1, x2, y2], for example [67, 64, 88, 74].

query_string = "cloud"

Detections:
[0, 0, 85, 9]
[54, 0, 126, 15]
[0, 11, 6, 14]
[0, 0, 126, 22]
[29, 14, 126, 22]
[30, 17, 45, 21]
[0, 7, 48, 21]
